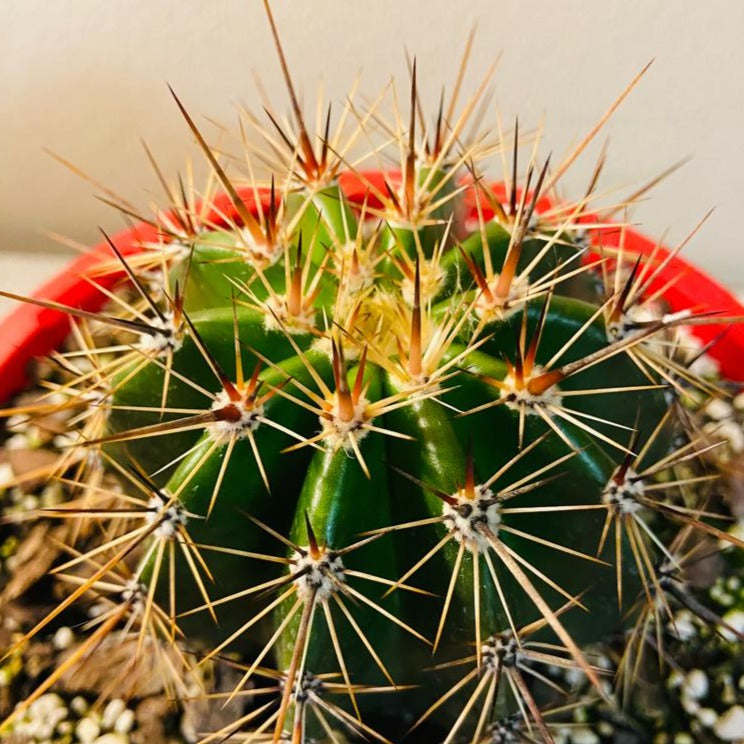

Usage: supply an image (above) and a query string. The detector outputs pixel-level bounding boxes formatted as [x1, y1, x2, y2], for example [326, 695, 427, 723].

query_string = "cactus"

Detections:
[1, 4, 743, 742]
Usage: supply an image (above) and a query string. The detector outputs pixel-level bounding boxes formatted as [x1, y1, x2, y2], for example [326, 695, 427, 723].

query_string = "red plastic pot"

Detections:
[1, 173, 743, 404]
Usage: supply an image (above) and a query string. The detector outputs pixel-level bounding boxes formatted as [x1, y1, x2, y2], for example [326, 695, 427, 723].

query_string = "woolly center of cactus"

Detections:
[77, 388, 112, 431]
[146, 238, 193, 266]
[293, 549, 345, 603]
[602, 467, 645, 515]
[442, 485, 500, 552]
[401, 259, 445, 305]
[146, 493, 188, 538]
[210, 390, 265, 443]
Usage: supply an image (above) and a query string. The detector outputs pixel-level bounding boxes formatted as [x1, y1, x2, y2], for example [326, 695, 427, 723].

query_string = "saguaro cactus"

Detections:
[1, 4, 742, 742]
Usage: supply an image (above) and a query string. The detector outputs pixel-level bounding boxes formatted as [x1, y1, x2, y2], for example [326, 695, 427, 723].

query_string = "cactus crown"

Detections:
[1, 5, 742, 743]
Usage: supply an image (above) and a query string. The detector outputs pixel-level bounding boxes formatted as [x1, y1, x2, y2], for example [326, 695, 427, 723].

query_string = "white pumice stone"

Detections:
[708, 420, 744, 452]
[101, 699, 126, 730]
[667, 669, 685, 690]
[48, 705, 68, 727]
[684, 669, 709, 700]
[0, 462, 14, 489]
[719, 609, 744, 643]
[21, 494, 39, 511]
[570, 728, 600, 744]
[705, 397, 733, 420]
[70, 696, 88, 715]
[76, 716, 101, 743]
[93, 734, 129, 744]
[697, 707, 718, 727]
[681, 696, 701, 715]
[32, 693, 65, 715]
[52, 626, 74, 650]
[113, 709, 135, 734]
[36, 722, 54, 739]
[673, 734, 693, 744]
[714, 706, 744, 740]
[669, 610, 697, 641]
[5, 434, 28, 450]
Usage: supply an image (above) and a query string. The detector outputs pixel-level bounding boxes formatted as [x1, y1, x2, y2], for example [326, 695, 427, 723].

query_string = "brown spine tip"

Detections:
[613, 451, 636, 485]
[524, 294, 552, 375]
[288, 236, 304, 317]
[610, 254, 643, 324]
[404, 59, 417, 217]
[304, 511, 321, 560]
[320, 102, 332, 173]
[261, 0, 319, 177]
[353, 346, 369, 404]
[464, 440, 476, 500]
[509, 116, 519, 216]
[526, 369, 565, 396]
[331, 339, 355, 421]
[458, 246, 493, 302]
[246, 361, 263, 400]
[168, 85, 265, 246]
[213, 403, 243, 423]
[265, 176, 277, 246]
[172, 280, 184, 328]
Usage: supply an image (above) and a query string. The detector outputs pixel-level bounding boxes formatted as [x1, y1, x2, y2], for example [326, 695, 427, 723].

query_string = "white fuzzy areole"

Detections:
[263, 293, 316, 335]
[209, 389, 264, 444]
[481, 633, 520, 674]
[146, 492, 188, 539]
[319, 393, 370, 451]
[293, 549, 345, 603]
[137, 313, 183, 357]
[602, 467, 645, 515]
[474, 272, 531, 323]
[442, 485, 500, 553]
[239, 227, 282, 266]
[499, 369, 563, 415]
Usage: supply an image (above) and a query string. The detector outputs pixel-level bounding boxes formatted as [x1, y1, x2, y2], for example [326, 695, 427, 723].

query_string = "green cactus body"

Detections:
[100, 152, 677, 738]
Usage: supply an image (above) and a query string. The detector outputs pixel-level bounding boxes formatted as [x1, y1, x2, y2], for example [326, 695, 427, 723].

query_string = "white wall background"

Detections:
[2, 0, 743, 313]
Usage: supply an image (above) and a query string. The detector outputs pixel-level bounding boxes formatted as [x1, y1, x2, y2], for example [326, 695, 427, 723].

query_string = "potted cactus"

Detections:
[1, 4, 743, 742]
